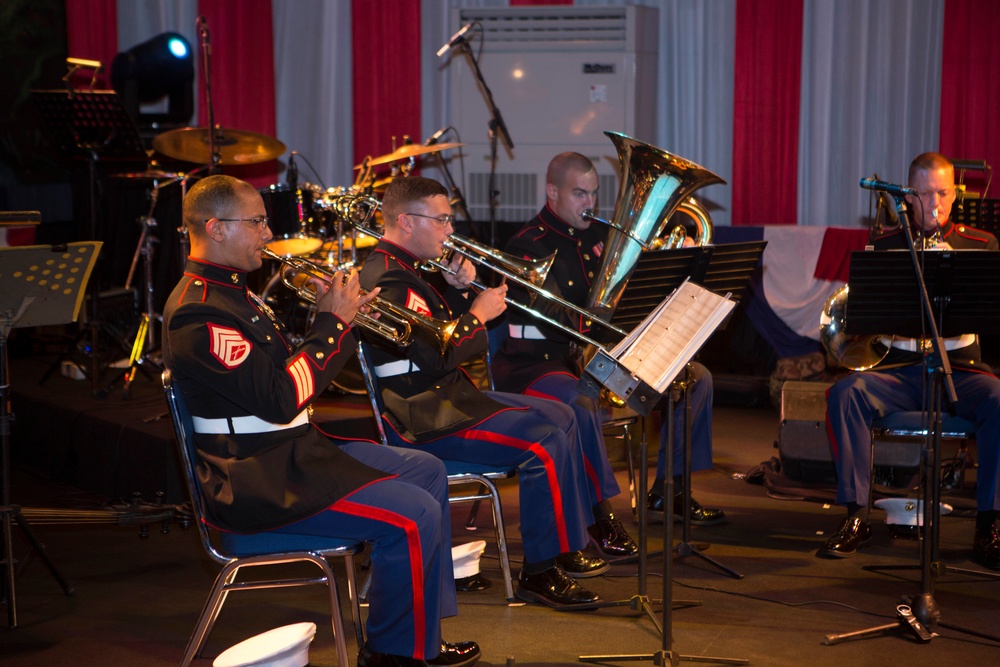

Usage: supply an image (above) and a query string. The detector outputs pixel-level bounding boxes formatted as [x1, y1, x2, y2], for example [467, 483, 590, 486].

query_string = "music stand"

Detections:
[0, 242, 101, 628]
[578, 280, 746, 666]
[824, 248, 1000, 646]
[30, 89, 145, 394]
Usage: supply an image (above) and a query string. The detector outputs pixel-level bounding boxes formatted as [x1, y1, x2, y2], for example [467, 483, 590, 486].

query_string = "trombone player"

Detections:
[359, 175, 617, 609]
[492, 152, 725, 528]
[162, 175, 482, 667]
[819, 152, 1000, 569]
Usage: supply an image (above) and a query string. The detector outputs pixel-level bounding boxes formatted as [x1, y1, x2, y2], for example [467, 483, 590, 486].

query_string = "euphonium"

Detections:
[819, 284, 891, 371]
[650, 197, 715, 250]
[584, 132, 725, 320]
[261, 247, 460, 352]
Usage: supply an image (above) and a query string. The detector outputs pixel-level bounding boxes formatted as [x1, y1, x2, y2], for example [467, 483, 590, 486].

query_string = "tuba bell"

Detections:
[820, 284, 891, 371]
[584, 132, 725, 320]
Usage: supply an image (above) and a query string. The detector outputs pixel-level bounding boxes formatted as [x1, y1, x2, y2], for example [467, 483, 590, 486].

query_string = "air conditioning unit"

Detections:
[446, 5, 659, 232]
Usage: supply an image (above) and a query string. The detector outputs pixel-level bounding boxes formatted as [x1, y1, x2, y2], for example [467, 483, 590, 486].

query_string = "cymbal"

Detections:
[355, 142, 463, 169]
[320, 233, 378, 253]
[152, 127, 286, 165]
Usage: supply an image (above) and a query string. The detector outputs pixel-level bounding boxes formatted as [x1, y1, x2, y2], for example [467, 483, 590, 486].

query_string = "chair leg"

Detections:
[482, 479, 515, 601]
[464, 499, 483, 529]
[181, 562, 241, 667]
[313, 556, 350, 667]
[342, 554, 366, 649]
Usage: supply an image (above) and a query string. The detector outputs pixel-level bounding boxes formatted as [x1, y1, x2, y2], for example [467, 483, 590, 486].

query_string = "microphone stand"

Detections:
[824, 198, 1000, 646]
[426, 131, 472, 232]
[197, 17, 220, 173]
[453, 37, 513, 248]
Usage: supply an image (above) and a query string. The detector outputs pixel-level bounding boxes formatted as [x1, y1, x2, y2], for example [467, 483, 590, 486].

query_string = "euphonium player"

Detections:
[359, 175, 614, 608]
[492, 152, 725, 528]
[819, 153, 1000, 569]
[162, 175, 481, 667]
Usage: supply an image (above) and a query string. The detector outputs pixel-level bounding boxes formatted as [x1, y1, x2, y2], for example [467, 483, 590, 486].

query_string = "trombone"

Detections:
[331, 192, 630, 343]
[260, 247, 460, 352]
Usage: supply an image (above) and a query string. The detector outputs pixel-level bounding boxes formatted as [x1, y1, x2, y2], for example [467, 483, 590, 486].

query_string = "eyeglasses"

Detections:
[406, 212, 455, 228]
[915, 188, 955, 201]
[210, 216, 270, 229]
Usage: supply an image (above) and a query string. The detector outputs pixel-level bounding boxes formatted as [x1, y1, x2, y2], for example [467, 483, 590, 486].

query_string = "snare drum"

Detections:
[259, 184, 325, 257]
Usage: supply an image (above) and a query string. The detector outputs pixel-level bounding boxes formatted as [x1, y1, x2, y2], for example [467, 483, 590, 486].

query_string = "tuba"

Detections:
[653, 197, 715, 250]
[819, 285, 890, 371]
[584, 132, 725, 320]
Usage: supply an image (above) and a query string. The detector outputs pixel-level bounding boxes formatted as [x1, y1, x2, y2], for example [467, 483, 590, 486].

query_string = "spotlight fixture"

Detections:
[111, 32, 194, 129]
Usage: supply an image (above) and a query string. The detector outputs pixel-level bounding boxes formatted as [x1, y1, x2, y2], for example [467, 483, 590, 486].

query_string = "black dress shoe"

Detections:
[455, 573, 492, 592]
[554, 550, 610, 578]
[358, 643, 427, 667]
[972, 524, 1000, 570]
[588, 514, 639, 560]
[516, 565, 601, 607]
[673, 494, 726, 526]
[817, 516, 872, 558]
[428, 640, 482, 667]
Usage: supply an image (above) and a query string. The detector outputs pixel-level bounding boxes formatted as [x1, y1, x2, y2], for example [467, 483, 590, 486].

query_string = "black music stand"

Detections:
[823, 248, 1000, 646]
[0, 242, 101, 628]
[30, 89, 145, 395]
[580, 280, 747, 666]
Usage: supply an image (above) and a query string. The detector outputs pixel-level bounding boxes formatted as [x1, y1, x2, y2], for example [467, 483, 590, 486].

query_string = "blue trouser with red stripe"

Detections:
[826, 364, 1000, 511]
[523, 372, 621, 507]
[271, 442, 454, 661]
[386, 391, 594, 564]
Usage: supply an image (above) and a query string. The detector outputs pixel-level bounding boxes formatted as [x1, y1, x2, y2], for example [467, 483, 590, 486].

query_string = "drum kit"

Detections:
[108, 125, 460, 394]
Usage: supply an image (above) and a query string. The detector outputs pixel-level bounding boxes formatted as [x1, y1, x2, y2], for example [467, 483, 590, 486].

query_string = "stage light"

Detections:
[111, 32, 194, 130]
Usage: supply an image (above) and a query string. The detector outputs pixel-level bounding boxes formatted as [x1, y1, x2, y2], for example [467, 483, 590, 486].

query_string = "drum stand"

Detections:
[98, 177, 181, 399]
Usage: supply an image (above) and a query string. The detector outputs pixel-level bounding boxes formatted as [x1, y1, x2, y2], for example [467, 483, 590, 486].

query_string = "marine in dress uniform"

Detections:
[820, 153, 1000, 569]
[163, 174, 480, 667]
[493, 153, 722, 528]
[358, 175, 612, 608]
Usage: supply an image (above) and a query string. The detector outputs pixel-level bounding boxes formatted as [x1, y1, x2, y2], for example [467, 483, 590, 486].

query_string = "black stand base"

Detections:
[580, 651, 749, 666]
[1, 504, 75, 628]
[674, 540, 744, 580]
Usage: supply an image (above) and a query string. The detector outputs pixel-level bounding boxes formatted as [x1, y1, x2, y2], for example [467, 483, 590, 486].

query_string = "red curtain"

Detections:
[197, 0, 277, 187]
[351, 0, 422, 167]
[64, 0, 117, 88]
[731, 0, 804, 226]
[940, 0, 1000, 195]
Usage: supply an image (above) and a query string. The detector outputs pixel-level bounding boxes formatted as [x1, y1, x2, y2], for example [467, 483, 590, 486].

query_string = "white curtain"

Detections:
[798, 0, 943, 228]
[272, 0, 354, 190]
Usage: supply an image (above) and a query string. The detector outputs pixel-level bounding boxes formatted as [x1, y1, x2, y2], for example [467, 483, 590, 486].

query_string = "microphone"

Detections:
[287, 151, 298, 190]
[424, 127, 449, 146]
[859, 177, 917, 197]
[436, 22, 474, 58]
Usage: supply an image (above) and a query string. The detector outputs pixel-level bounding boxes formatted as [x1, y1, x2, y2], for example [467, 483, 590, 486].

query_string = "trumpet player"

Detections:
[492, 152, 724, 529]
[163, 175, 482, 667]
[819, 153, 1000, 570]
[360, 175, 614, 609]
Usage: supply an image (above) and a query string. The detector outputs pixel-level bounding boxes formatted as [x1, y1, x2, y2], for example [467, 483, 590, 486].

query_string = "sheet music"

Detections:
[610, 279, 734, 392]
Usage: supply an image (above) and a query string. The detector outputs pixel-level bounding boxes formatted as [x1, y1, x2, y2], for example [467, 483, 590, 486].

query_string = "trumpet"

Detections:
[261, 247, 460, 352]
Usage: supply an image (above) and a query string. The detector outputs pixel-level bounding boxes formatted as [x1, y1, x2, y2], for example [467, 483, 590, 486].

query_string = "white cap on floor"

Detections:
[874, 498, 953, 526]
[452, 540, 487, 579]
[213, 622, 316, 667]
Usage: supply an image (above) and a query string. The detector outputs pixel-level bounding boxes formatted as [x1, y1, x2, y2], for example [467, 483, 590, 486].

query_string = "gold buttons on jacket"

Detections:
[328, 337, 336, 344]
[336, 322, 344, 330]
[231, 273, 239, 283]
[316, 352, 325, 359]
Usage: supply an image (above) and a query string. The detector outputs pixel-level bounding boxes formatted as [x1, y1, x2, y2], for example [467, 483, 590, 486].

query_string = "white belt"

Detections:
[882, 334, 976, 353]
[509, 324, 546, 340]
[192, 410, 310, 435]
[373, 359, 421, 377]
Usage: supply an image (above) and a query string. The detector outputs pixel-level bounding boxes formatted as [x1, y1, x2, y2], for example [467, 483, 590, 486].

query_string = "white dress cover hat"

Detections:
[213, 622, 316, 667]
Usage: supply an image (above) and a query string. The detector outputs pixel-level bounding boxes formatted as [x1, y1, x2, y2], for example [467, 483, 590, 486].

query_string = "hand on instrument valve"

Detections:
[441, 253, 476, 290]
[469, 283, 507, 324]
[312, 269, 380, 325]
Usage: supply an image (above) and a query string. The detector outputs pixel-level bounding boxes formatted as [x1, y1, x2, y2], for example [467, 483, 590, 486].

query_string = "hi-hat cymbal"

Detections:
[152, 127, 286, 165]
[355, 142, 463, 169]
